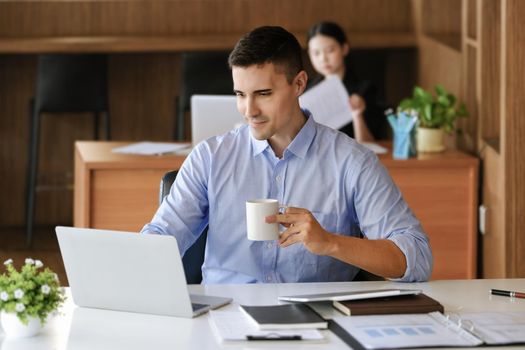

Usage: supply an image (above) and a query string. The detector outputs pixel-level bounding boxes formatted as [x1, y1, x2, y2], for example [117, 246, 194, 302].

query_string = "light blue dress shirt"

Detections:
[141, 113, 432, 283]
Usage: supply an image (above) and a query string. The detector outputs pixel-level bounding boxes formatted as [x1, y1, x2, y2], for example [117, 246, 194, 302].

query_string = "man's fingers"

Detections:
[279, 231, 302, 247]
[282, 207, 309, 214]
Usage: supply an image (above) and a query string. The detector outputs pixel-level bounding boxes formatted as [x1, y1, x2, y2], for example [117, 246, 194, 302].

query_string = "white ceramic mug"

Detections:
[246, 199, 282, 241]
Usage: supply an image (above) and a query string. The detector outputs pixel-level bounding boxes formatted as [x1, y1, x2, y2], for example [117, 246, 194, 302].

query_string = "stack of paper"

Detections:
[112, 142, 191, 156]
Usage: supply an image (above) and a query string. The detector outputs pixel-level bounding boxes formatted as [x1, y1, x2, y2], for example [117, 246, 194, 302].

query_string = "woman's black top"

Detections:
[307, 72, 387, 140]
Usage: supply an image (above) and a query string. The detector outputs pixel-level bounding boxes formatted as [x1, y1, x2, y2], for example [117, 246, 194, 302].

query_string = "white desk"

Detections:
[1, 279, 524, 349]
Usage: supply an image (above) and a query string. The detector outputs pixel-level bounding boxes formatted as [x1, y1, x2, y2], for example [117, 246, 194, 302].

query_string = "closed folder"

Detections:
[333, 293, 444, 316]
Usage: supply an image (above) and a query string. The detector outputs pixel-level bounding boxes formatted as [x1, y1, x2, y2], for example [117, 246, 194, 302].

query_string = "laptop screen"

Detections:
[190, 95, 244, 146]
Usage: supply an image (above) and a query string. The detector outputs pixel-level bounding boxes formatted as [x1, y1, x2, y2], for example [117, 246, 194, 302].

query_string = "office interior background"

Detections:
[0, 0, 523, 281]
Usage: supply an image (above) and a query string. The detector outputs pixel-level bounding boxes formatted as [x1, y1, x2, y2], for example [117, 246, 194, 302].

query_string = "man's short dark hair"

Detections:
[228, 26, 304, 83]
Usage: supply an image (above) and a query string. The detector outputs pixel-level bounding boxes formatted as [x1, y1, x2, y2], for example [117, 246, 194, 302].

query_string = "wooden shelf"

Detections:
[0, 32, 416, 54]
[465, 37, 478, 48]
[423, 33, 462, 52]
[483, 137, 501, 153]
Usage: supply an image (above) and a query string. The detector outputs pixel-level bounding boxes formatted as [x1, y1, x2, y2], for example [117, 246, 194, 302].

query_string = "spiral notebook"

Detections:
[332, 311, 525, 349]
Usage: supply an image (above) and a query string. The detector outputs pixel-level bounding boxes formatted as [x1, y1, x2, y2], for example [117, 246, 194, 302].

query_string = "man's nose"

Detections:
[244, 98, 260, 119]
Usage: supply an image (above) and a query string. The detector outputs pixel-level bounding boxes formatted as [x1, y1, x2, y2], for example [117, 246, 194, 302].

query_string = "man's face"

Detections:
[232, 63, 303, 141]
[308, 34, 348, 77]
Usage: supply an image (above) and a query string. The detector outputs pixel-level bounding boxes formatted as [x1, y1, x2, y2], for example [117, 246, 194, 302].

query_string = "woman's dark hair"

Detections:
[307, 21, 348, 46]
[228, 26, 303, 83]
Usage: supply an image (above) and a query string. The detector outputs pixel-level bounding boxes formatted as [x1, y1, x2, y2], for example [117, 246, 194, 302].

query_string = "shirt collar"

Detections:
[249, 109, 316, 159]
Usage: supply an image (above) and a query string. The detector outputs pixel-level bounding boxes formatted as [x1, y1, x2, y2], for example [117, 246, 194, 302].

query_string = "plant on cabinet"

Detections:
[399, 85, 468, 152]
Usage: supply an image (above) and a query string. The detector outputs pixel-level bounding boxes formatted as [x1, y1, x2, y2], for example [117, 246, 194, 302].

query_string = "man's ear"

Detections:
[294, 70, 308, 96]
[342, 43, 350, 57]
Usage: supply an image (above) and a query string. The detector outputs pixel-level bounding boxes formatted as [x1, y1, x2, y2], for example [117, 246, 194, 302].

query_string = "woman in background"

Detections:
[307, 21, 386, 142]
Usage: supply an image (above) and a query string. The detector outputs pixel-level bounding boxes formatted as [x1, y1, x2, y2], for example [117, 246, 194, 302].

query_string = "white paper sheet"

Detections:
[112, 142, 191, 156]
[361, 142, 388, 154]
[208, 309, 324, 342]
[299, 76, 353, 130]
[458, 312, 525, 345]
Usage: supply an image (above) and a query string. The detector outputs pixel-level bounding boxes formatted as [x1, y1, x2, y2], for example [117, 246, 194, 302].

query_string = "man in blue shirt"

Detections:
[141, 26, 432, 283]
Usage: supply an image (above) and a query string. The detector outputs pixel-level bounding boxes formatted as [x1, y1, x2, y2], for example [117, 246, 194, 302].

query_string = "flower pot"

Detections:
[416, 127, 445, 153]
[0, 311, 42, 338]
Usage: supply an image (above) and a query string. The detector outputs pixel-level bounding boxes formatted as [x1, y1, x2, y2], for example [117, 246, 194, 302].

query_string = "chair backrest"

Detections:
[35, 54, 109, 113]
[176, 51, 232, 140]
[159, 170, 206, 284]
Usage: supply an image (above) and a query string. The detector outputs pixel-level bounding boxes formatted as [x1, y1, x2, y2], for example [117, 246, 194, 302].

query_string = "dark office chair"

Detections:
[159, 170, 207, 284]
[175, 51, 233, 140]
[26, 54, 111, 245]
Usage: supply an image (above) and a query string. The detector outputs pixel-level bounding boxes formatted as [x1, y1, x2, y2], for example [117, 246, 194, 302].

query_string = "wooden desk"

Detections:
[74, 142, 186, 232]
[74, 141, 479, 280]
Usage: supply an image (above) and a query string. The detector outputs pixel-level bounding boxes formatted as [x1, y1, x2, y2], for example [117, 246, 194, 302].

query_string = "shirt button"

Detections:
[276, 175, 281, 182]
[267, 242, 272, 248]
[266, 276, 272, 282]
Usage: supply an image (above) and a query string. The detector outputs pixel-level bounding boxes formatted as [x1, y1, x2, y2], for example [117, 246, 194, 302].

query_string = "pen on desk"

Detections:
[246, 334, 302, 341]
[490, 289, 525, 299]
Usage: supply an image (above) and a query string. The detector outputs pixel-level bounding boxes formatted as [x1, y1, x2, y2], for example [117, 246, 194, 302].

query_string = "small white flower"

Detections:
[35, 260, 44, 268]
[25, 258, 35, 265]
[15, 303, 25, 312]
[41, 284, 51, 295]
[0, 291, 8, 301]
[14, 289, 24, 299]
[3, 259, 13, 266]
[53, 273, 59, 282]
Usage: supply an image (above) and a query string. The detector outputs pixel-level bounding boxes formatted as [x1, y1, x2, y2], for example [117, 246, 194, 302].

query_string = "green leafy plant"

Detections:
[399, 85, 468, 133]
[0, 258, 66, 325]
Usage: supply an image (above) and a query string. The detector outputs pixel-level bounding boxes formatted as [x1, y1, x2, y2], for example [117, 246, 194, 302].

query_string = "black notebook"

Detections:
[240, 304, 328, 330]
[333, 293, 444, 316]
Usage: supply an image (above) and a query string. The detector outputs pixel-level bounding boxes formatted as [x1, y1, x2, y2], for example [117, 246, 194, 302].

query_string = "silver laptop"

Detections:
[190, 95, 244, 146]
[56, 226, 232, 318]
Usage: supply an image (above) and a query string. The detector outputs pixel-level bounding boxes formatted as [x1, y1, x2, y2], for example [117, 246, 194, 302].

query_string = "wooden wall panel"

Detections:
[0, 56, 35, 226]
[505, 0, 525, 277]
[421, 0, 462, 50]
[481, 146, 505, 278]
[0, 0, 414, 38]
[109, 54, 180, 141]
[0, 54, 181, 227]
[480, 0, 501, 150]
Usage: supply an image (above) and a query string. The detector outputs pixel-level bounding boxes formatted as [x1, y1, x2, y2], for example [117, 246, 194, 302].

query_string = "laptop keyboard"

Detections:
[192, 302, 208, 312]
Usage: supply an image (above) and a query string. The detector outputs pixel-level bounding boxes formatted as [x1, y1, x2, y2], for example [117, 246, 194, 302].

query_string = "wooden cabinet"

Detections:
[75, 141, 479, 280]
[378, 149, 479, 280]
[74, 142, 185, 232]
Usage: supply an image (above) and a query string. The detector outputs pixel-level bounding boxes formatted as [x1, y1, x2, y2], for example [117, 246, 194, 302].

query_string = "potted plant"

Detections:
[0, 258, 66, 338]
[399, 85, 468, 152]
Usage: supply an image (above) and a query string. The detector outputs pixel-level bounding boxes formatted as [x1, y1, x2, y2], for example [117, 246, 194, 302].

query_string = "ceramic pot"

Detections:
[0, 311, 42, 338]
[417, 127, 445, 152]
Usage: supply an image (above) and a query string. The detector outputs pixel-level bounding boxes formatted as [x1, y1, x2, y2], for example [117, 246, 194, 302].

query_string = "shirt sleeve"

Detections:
[140, 143, 210, 256]
[350, 152, 433, 282]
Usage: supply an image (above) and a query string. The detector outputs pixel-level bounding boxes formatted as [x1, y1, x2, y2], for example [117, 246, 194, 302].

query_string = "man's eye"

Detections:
[259, 91, 271, 96]
[235, 92, 244, 97]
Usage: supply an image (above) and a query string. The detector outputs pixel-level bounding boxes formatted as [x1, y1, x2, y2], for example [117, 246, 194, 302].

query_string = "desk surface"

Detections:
[1, 279, 523, 349]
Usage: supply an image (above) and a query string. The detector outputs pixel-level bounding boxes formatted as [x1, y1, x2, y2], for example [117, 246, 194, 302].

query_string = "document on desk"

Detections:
[333, 311, 525, 349]
[299, 75, 353, 130]
[112, 142, 191, 155]
[334, 312, 480, 349]
[209, 309, 324, 342]
[458, 311, 525, 345]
